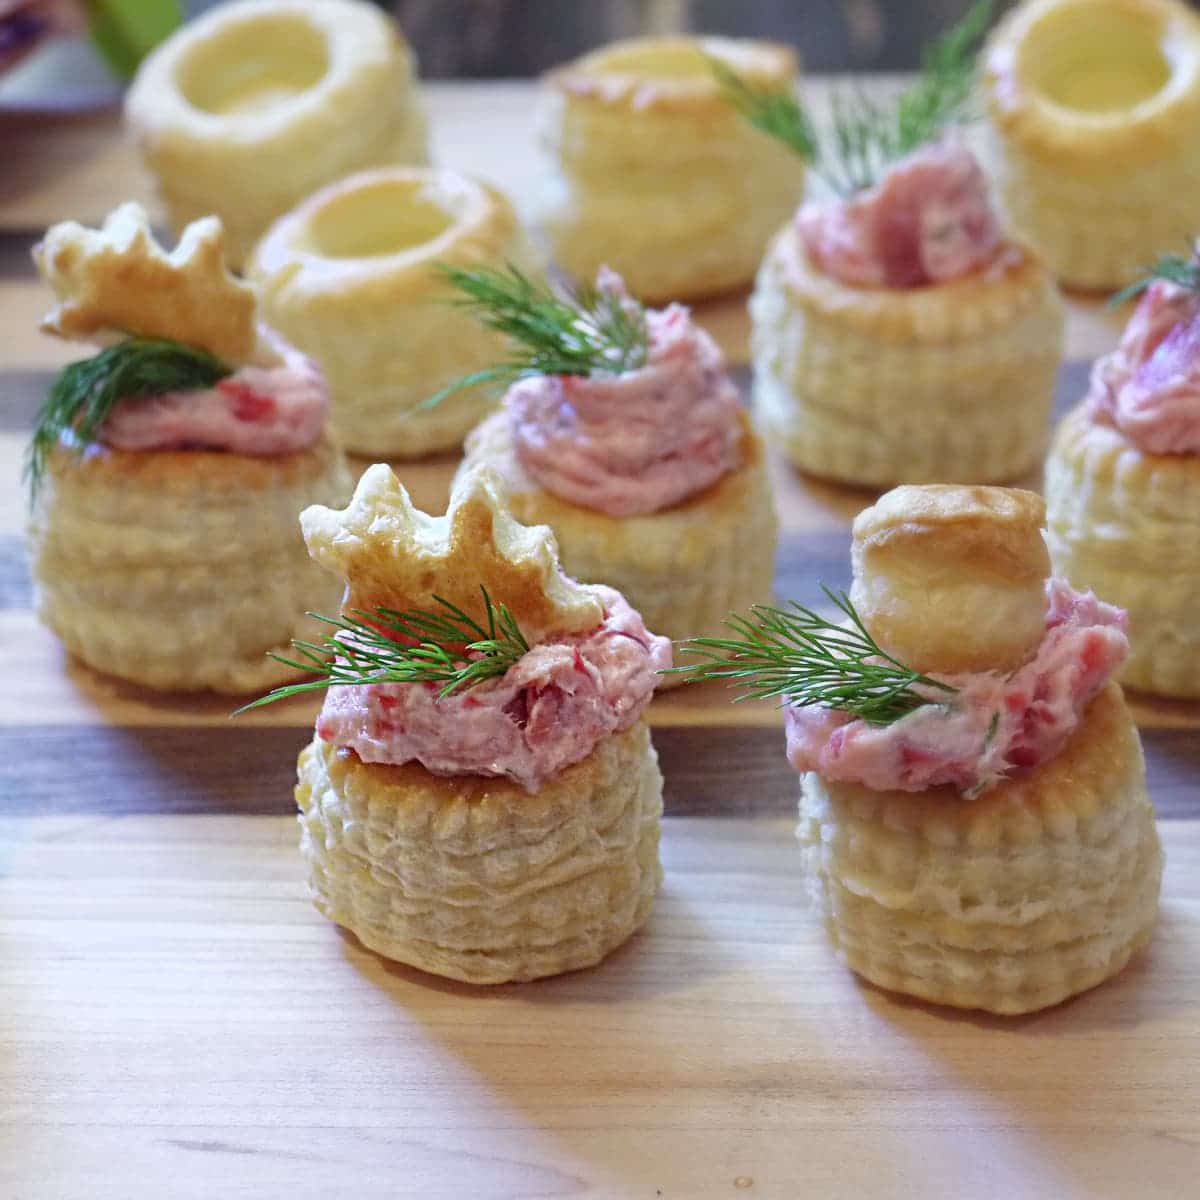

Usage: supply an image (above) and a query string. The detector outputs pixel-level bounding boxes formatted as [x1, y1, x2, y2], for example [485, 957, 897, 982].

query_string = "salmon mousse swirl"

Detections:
[796, 139, 1004, 289]
[315, 587, 673, 793]
[505, 271, 743, 517]
[99, 332, 328, 457]
[1086, 276, 1200, 456]
[786, 580, 1129, 796]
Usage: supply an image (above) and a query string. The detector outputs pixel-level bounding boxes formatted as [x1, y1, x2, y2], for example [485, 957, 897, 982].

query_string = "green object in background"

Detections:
[87, 0, 182, 80]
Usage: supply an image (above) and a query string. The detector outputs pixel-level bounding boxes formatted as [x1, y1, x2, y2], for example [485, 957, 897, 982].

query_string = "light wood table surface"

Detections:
[1, 80, 1198, 1200]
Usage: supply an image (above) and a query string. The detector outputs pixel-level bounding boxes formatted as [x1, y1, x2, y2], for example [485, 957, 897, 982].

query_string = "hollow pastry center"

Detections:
[585, 42, 711, 79]
[303, 182, 457, 259]
[1019, 7, 1171, 113]
[176, 15, 330, 117]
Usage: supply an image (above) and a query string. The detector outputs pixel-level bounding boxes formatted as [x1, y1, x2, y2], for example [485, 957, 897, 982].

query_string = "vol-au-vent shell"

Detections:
[297, 717, 663, 984]
[29, 437, 352, 693]
[981, 0, 1200, 288]
[797, 684, 1162, 1014]
[125, 0, 429, 268]
[750, 222, 1064, 486]
[1045, 403, 1200, 697]
[537, 35, 806, 302]
[294, 468, 666, 985]
[248, 166, 539, 458]
[300, 462, 606, 644]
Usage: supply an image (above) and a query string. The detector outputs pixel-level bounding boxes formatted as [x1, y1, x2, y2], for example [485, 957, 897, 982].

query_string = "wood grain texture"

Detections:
[1, 813, 1198, 1200]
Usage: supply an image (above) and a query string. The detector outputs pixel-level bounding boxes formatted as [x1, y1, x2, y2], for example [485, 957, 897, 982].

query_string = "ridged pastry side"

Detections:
[751, 225, 1064, 486]
[981, 0, 1200, 289]
[296, 721, 663, 984]
[982, 126, 1200, 291]
[28, 439, 352, 693]
[1045, 404, 1200, 698]
[797, 684, 1163, 1015]
[125, 0, 429, 267]
[536, 36, 805, 302]
[459, 411, 778, 683]
[250, 169, 540, 458]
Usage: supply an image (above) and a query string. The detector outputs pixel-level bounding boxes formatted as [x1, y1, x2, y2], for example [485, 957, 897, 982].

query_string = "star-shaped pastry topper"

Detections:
[301, 463, 606, 645]
[33, 202, 260, 366]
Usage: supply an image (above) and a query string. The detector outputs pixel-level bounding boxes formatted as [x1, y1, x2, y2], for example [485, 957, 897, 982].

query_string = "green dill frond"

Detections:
[234, 587, 531, 712]
[712, 0, 992, 195]
[668, 587, 957, 725]
[707, 54, 819, 161]
[25, 336, 231, 502]
[896, 0, 992, 154]
[415, 262, 650, 412]
[1109, 248, 1200, 307]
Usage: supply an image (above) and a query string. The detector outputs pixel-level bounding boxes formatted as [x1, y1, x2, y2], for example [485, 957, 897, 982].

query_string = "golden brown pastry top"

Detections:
[770, 224, 1054, 343]
[545, 35, 797, 114]
[850, 485, 1051, 675]
[33, 202, 259, 365]
[811, 682, 1140, 848]
[300, 463, 606, 643]
[43, 434, 343, 497]
[853, 485, 1050, 583]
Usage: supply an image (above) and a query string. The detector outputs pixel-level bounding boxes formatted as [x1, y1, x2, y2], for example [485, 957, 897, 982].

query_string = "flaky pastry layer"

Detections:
[1045, 404, 1200, 697]
[34, 203, 259, 365]
[29, 438, 352, 693]
[536, 36, 805, 302]
[125, 0, 429, 267]
[296, 721, 663, 984]
[459, 410, 778, 680]
[751, 224, 1064, 486]
[301, 462, 606, 646]
[797, 684, 1162, 1014]
[250, 167, 539, 457]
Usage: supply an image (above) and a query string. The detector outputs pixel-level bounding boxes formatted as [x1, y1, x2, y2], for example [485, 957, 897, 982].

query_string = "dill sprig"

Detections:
[235, 587, 531, 712]
[25, 335, 231, 501]
[708, 55, 819, 162]
[417, 262, 650, 411]
[1109, 248, 1200, 307]
[669, 587, 957, 725]
[711, 0, 992, 195]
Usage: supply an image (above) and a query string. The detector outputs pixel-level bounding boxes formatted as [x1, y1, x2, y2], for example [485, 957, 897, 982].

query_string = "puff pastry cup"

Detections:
[27, 203, 352, 693]
[1045, 405, 1200, 697]
[751, 226, 1065, 486]
[982, 0, 1200, 289]
[536, 36, 806, 303]
[298, 721, 663, 985]
[30, 441, 350, 693]
[798, 684, 1162, 1015]
[288, 464, 666, 983]
[250, 167, 540, 458]
[790, 485, 1162, 1014]
[459, 409, 778, 676]
[125, 0, 429, 269]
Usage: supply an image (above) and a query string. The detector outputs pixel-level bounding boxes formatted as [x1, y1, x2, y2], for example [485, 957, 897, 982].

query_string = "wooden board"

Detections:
[3, 813, 1199, 1200]
[2, 80, 1199, 1200]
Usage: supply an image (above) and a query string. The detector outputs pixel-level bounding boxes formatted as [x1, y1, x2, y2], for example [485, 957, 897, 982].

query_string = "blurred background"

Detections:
[6, 0, 1200, 109]
[391, 0, 981, 76]
[2, 0, 1008, 111]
